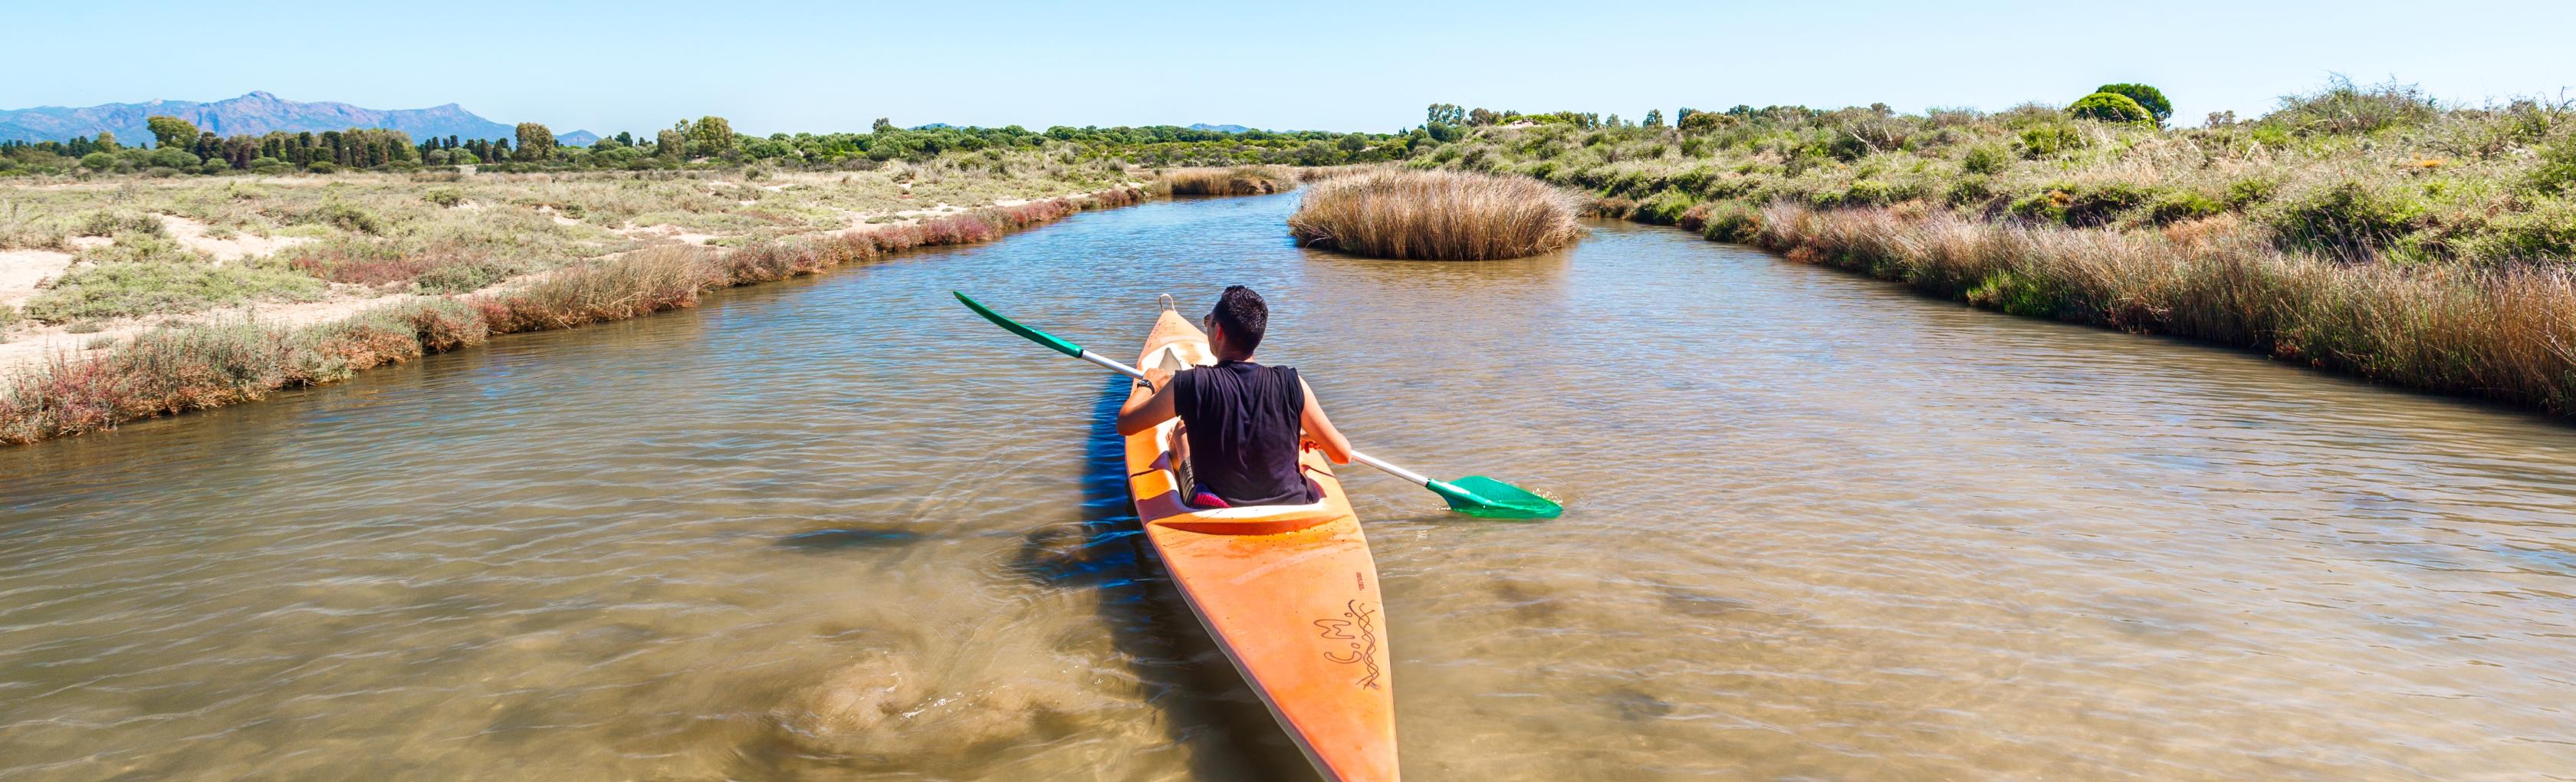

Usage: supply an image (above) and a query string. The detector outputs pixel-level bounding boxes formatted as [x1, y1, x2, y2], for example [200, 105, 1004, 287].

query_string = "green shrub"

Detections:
[2094, 84, 2174, 123]
[1696, 201, 1762, 242]
[1632, 192, 1697, 225]
[2058, 183, 2154, 226]
[423, 187, 466, 208]
[2226, 177, 2281, 209]
[79, 153, 115, 171]
[2017, 123, 2087, 157]
[149, 148, 200, 169]
[306, 162, 338, 174]
[2008, 190, 2068, 223]
[2448, 199, 2576, 265]
[1961, 144, 2009, 175]
[311, 202, 383, 234]
[2068, 92, 2154, 124]
[1965, 269, 2067, 317]
[198, 159, 231, 175]
[2269, 180, 2425, 261]
[249, 156, 288, 174]
[2529, 136, 2576, 195]
[76, 209, 165, 237]
[1814, 179, 1908, 208]
[2144, 190, 2226, 225]
[1945, 176, 1996, 208]
[2265, 76, 2440, 136]
[413, 260, 513, 293]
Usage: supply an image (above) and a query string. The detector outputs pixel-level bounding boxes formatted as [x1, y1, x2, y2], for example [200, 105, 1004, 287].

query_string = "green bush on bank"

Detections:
[2068, 92, 2155, 124]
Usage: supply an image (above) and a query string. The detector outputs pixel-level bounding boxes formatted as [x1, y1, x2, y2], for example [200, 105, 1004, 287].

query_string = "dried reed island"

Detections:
[1289, 169, 1582, 260]
[1401, 81, 2576, 416]
[0, 119, 1392, 444]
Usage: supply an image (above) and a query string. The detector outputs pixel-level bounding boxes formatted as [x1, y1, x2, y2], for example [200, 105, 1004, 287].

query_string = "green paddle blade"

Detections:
[1427, 476, 1562, 519]
[955, 291, 1083, 357]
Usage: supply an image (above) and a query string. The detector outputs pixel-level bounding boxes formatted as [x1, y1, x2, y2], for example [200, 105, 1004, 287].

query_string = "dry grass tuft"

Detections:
[1287, 169, 1583, 260]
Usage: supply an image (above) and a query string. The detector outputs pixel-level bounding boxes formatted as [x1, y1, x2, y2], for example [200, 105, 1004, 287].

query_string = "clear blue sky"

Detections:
[6, 0, 2573, 135]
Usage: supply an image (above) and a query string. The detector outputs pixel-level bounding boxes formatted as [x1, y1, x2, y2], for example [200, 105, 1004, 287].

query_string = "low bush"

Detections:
[1631, 192, 1697, 225]
[2094, 84, 2174, 124]
[2530, 136, 2576, 195]
[2017, 123, 2087, 157]
[1945, 176, 1996, 208]
[2068, 93, 2154, 124]
[2449, 199, 2576, 265]
[1960, 144, 2010, 175]
[76, 209, 165, 237]
[2144, 190, 2226, 225]
[2268, 180, 2424, 261]
[2265, 76, 2441, 136]
[1692, 201, 1763, 242]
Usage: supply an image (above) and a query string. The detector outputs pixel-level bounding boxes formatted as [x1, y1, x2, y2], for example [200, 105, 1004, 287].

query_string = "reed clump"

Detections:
[1163, 166, 1293, 196]
[1287, 169, 1582, 260]
[0, 189, 1145, 445]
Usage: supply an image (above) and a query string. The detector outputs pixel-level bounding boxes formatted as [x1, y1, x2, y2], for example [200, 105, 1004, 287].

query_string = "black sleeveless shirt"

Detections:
[1171, 360, 1315, 506]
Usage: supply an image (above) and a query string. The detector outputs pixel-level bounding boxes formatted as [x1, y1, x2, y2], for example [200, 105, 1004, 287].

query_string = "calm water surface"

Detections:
[5, 193, 2575, 780]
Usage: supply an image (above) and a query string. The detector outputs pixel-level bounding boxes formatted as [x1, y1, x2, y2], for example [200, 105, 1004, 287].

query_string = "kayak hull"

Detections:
[1123, 309, 1398, 781]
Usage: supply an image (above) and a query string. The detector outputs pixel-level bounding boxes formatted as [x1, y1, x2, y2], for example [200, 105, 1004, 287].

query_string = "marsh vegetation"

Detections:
[1412, 79, 2576, 412]
[1287, 169, 1580, 260]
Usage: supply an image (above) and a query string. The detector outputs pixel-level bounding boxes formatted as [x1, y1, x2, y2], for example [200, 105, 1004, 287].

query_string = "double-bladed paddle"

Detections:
[955, 291, 1562, 519]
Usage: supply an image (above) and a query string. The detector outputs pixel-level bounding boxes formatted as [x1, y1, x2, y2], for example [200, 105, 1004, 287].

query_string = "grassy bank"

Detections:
[1, 153, 1141, 327]
[0, 187, 1145, 444]
[1287, 169, 1579, 260]
[1413, 80, 2576, 414]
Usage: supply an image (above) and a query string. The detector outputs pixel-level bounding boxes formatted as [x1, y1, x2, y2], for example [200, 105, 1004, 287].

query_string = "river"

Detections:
[4, 192, 2574, 780]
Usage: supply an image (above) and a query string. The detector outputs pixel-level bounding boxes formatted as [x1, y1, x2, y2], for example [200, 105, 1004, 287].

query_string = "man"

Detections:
[1117, 286, 1355, 508]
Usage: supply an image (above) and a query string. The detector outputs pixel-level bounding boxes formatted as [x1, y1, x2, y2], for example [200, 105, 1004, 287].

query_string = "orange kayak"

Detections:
[1122, 305, 1398, 781]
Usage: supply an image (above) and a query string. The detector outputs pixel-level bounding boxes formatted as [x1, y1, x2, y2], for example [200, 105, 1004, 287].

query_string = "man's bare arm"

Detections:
[1298, 379, 1355, 465]
[1116, 368, 1178, 435]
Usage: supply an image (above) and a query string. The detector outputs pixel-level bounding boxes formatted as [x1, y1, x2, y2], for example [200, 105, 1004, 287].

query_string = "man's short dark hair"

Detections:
[1211, 285, 1267, 353]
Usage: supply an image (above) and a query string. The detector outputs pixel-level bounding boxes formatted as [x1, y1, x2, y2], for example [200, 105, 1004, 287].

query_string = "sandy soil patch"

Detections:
[0, 248, 75, 307]
[157, 215, 309, 263]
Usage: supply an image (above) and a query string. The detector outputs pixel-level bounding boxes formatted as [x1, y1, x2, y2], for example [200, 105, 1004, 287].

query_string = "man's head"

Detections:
[1204, 285, 1267, 360]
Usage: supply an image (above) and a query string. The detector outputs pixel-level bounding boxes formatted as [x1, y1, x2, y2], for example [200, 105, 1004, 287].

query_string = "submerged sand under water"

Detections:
[4, 193, 2574, 780]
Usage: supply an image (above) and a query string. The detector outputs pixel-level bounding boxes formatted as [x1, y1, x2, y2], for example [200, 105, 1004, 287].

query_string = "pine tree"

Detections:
[145, 116, 198, 149]
[514, 123, 554, 161]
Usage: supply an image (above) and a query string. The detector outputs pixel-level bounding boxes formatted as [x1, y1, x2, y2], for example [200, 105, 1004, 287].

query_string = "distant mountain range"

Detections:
[0, 91, 596, 146]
